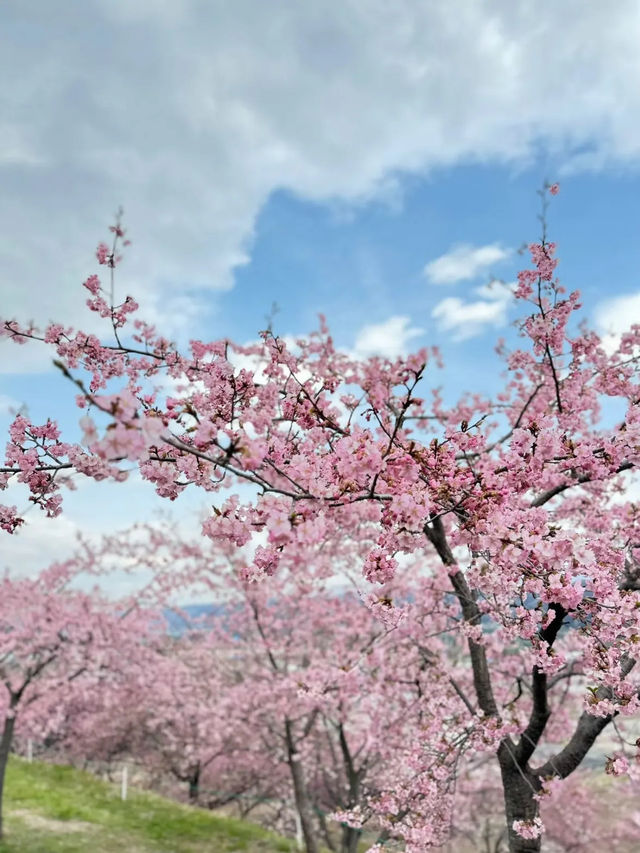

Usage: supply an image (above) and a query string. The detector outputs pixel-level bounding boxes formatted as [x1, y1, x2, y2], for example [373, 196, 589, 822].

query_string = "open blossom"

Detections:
[513, 816, 544, 839]
[82, 274, 101, 295]
[529, 241, 558, 281]
[252, 545, 281, 578]
[0, 505, 23, 533]
[363, 548, 398, 584]
[95, 242, 111, 265]
[606, 754, 630, 776]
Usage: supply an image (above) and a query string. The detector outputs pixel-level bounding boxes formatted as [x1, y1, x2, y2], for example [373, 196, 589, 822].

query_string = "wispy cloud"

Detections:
[354, 316, 423, 359]
[432, 281, 513, 340]
[594, 291, 640, 354]
[424, 244, 511, 285]
[0, 393, 20, 414]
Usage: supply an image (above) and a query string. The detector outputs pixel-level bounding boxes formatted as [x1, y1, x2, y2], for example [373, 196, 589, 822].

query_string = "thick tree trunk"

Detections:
[498, 752, 542, 853]
[285, 720, 318, 853]
[188, 765, 200, 804]
[336, 723, 362, 853]
[0, 713, 16, 839]
[340, 823, 361, 853]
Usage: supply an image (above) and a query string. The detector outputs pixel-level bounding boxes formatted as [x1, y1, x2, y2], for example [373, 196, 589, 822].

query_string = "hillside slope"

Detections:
[0, 757, 296, 853]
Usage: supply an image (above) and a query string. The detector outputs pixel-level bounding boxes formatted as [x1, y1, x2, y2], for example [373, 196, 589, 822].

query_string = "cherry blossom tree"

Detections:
[60, 523, 469, 851]
[4, 188, 640, 850]
[0, 563, 150, 837]
[129, 635, 241, 805]
[48, 629, 244, 804]
[65, 523, 497, 852]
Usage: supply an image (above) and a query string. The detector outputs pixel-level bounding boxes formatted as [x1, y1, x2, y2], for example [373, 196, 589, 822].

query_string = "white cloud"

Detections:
[432, 280, 513, 340]
[0, 509, 163, 600]
[2, 1, 640, 375]
[354, 315, 423, 359]
[594, 291, 640, 354]
[0, 393, 20, 415]
[0, 512, 82, 578]
[0, 471, 211, 585]
[424, 243, 511, 285]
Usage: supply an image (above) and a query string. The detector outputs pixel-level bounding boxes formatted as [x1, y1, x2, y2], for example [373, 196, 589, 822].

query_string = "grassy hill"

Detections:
[0, 757, 296, 852]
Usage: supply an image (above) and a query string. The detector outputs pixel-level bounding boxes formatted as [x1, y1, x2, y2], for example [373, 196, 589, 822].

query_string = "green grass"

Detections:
[0, 757, 296, 852]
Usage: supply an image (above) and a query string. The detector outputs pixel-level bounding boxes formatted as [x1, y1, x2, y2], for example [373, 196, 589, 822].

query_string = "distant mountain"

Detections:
[162, 603, 227, 635]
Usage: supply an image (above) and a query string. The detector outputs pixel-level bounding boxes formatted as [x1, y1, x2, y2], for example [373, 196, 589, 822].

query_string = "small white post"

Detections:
[121, 765, 128, 801]
[26, 739, 33, 763]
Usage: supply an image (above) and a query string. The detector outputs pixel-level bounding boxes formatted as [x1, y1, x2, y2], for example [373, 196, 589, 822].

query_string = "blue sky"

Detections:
[2, 1, 640, 582]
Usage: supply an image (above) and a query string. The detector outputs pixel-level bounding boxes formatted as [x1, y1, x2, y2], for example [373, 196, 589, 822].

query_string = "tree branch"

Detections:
[424, 515, 498, 717]
[515, 605, 567, 765]
[531, 462, 633, 508]
[535, 656, 635, 779]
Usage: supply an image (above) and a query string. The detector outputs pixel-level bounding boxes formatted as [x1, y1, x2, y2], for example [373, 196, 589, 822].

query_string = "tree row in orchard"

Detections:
[5, 526, 640, 851]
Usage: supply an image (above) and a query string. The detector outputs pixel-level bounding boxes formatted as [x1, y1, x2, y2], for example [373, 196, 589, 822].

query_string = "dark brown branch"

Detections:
[449, 677, 477, 716]
[0, 464, 73, 474]
[515, 605, 567, 765]
[544, 341, 563, 415]
[424, 515, 498, 717]
[531, 461, 633, 508]
[621, 556, 640, 591]
[536, 656, 636, 779]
